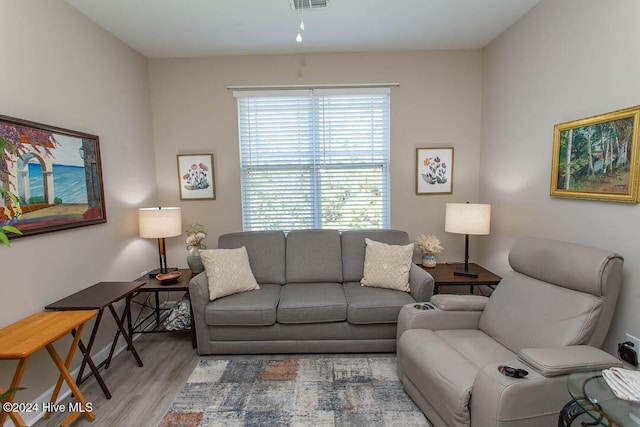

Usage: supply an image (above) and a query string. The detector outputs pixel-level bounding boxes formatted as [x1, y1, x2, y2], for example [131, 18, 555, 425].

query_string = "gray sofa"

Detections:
[189, 229, 434, 355]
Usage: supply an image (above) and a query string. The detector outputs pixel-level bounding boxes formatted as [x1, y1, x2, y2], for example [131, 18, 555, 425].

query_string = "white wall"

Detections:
[0, 0, 157, 409]
[148, 50, 484, 262]
[481, 0, 640, 354]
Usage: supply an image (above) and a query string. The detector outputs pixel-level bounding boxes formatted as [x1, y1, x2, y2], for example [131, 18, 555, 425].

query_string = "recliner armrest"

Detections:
[431, 294, 489, 311]
[518, 345, 622, 377]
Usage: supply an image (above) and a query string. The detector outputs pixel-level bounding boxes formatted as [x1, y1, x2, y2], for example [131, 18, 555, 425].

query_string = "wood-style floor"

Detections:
[35, 332, 199, 427]
[35, 333, 394, 427]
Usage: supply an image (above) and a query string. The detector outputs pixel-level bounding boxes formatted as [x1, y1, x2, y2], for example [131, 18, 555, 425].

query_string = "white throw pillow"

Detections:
[200, 247, 260, 301]
[360, 238, 414, 292]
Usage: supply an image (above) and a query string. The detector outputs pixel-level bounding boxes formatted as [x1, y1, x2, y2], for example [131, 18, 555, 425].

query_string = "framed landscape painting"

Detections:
[416, 147, 454, 194]
[177, 154, 216, 200]
[0, 114, 106, 243]
[550, 106, 640, 203]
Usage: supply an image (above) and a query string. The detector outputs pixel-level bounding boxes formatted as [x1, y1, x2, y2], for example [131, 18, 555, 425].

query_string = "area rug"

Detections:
[158, 357, 429, 426]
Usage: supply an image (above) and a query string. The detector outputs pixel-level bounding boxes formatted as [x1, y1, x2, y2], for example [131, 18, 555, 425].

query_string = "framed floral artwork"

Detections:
[177, 154, 215, 200]
[416, 147, 454, 194]
[550, 105, 640, 203]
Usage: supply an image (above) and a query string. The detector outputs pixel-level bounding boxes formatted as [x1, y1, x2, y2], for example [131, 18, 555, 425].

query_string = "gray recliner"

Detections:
[396, 237, 624, 427]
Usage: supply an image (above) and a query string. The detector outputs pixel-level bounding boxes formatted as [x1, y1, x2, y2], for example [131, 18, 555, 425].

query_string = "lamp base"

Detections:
[454, 269, 479, 278]
[148, 267, 178, 278]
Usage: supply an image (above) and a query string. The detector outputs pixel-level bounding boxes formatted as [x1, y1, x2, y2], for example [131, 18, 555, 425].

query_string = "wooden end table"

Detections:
[0, 310, 97, 427]
[45, 281, 145, 399]
[417, 262, 501, 294]
[128, 269, 197, 348]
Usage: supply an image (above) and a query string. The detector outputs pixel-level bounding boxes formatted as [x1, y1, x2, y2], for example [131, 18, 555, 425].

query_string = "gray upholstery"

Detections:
[277, 283, 347, 323]
[397, 237, 623, 427]
[218, 231, 286, 284]
[286, 229, 343, 283]
[189, 229, 435, 355]
[204, 284, 281, 326]
[344, 282, 415, 324]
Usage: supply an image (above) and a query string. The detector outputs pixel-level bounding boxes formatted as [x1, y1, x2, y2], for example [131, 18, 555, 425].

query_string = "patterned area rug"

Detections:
[158, 357, 429, 426]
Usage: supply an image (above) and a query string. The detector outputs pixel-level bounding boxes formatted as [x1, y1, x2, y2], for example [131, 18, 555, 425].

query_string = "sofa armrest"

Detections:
[408, 264, 434, 302]
[189, 271, 209, 353]
[396, 302, 484, 340]
[518, 345, 622, 377]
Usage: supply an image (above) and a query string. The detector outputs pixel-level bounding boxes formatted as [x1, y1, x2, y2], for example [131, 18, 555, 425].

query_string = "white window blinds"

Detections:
[235, 88, 390, 231]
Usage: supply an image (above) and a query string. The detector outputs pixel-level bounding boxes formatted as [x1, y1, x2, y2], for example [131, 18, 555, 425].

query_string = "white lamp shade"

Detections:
[445, 203, 491, 235]
[138, 207, 182, 238]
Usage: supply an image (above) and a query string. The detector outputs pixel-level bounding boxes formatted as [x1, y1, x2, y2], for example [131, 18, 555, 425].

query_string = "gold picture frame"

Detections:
[550, 106, 640, 203]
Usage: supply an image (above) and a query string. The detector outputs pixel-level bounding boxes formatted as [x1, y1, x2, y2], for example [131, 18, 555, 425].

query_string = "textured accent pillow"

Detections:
[200, 247, 260, 301]
[360, 238, 414, 292]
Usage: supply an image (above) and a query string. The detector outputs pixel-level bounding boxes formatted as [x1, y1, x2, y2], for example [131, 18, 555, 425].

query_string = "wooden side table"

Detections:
[418, 262, 501, 294]
[0, 310, 97, 427]
[128, 269, 197, 348]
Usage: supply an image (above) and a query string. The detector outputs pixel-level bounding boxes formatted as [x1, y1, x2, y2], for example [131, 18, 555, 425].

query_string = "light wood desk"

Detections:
[0, 310, 97, 427]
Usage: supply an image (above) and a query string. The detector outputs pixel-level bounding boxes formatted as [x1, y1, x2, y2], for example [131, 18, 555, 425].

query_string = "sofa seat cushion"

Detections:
[277, 283, 347, 324]
[343, 282, 415, 324]
[204, 283, 282, 326]
[398, 328, 517, 427]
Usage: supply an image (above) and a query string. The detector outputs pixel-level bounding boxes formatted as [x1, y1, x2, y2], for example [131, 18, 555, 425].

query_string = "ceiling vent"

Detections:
[290, 0, 330, 10]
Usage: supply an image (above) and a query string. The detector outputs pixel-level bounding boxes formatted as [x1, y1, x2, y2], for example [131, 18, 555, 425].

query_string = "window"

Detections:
[235, 88, 390, 231]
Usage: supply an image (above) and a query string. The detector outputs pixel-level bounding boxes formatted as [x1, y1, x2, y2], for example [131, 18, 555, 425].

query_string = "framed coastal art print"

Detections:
[550, 106, 640, 203]
[416, 147, 454, 194]
[0, 114, 106, 243]
[177, 154, 216, 200]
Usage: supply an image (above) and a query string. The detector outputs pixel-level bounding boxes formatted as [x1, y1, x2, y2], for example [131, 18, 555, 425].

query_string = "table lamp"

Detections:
[138, 207, 182, 277]
[445, 202, 491, 277]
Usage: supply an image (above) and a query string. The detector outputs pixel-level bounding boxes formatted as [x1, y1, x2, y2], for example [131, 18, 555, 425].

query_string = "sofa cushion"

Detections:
[360, 238, 414, 292]
[200, 247, 260, 301]
[204, 283, 282, 326]
[218, 231, 286, 284]
[277, 283, 347, 324]
[286, 230, 343, 283]
[341, 230, 410, 282]
[343, 282, 415, 324]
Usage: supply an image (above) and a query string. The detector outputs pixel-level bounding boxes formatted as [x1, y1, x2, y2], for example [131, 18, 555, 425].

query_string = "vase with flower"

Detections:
[185, 223, 207, 274]
[415, 234, 443, 268]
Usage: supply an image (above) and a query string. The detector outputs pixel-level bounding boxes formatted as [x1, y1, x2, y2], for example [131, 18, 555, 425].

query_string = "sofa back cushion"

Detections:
[479, 237, 623, 352]
[286, 229, 343, 283]
[341, 230, 410, 283]
[218, 231, 286, 284]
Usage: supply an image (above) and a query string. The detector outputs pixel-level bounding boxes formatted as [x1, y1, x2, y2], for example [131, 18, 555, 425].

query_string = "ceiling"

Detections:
[64, 0, 541, 58]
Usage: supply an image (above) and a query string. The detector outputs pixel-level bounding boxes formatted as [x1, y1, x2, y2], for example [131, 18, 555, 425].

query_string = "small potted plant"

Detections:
[415, 234, 443, 268]
[185, 223, 207, 274]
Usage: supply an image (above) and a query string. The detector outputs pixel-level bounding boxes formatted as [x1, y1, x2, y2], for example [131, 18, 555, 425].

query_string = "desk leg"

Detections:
[154, 291, 160, 325]
[104, 304, 143, 368]
[0, 358, 29, 427]
[127, 292, 135, 341]
[76, 309, 104, 385]
[72, 328, 112, 399]
[45, 322, 95, 425]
